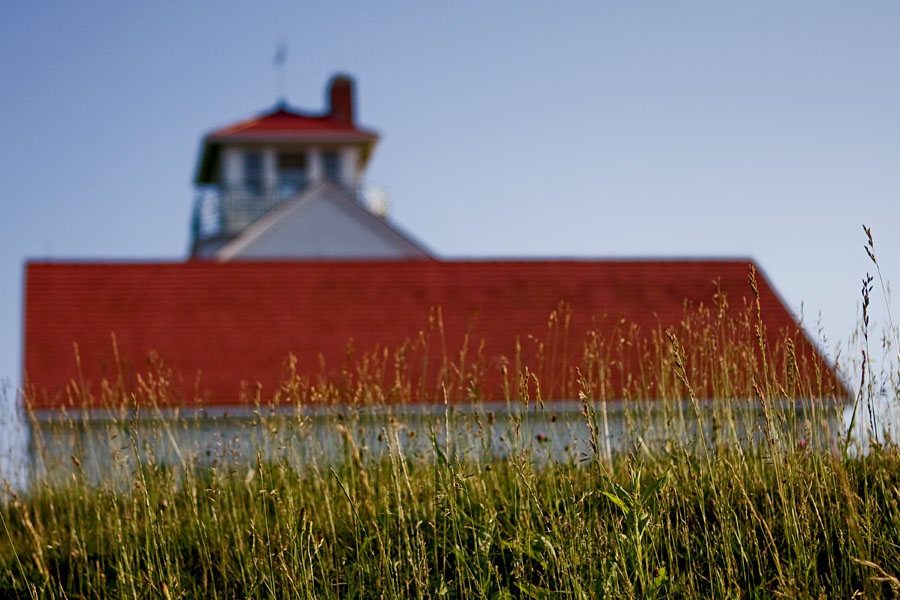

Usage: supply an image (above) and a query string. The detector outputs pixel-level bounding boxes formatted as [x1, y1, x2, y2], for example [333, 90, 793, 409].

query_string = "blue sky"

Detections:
[2, 1, 899, 391]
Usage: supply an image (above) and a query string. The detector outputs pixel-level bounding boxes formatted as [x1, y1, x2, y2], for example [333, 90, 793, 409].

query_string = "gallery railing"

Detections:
[190, 181, 378, 246]
[191, 183, 306, 241]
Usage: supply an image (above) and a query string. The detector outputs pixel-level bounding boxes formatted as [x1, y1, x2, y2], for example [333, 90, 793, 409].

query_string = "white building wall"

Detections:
[262, 147, 278, 189]
[222, 190, 422, 259]
[308, 148, 323, 184]
[0, 387, 28, 494]
[223, 147, 243, 187]
[220, 145, 363, 188]
[340, 147, 361, 186]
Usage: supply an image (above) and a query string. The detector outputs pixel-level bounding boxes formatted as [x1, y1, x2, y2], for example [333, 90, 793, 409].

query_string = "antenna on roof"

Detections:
[273, 42, 288, 108]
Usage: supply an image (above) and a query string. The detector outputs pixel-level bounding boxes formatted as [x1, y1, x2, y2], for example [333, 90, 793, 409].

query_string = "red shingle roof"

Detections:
[23, 260, 843, 409]
[195, 106, 379, 184]
[207, 107, 378, 142]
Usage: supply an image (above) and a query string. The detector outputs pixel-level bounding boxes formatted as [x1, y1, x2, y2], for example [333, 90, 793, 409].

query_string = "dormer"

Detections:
[191, 75, 399, 258]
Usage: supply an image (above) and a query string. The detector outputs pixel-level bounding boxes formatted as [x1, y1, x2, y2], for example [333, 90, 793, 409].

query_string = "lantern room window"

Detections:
[244, 151, 263, 194]
[323, 151, 341, 184]
[278, 152, 308, 197]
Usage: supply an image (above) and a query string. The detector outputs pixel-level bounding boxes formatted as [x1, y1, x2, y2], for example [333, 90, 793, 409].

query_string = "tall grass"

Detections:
[3, 257, 899, 598]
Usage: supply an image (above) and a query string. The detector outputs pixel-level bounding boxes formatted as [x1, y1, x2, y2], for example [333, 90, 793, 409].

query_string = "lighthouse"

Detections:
[190, 75, 430, 260]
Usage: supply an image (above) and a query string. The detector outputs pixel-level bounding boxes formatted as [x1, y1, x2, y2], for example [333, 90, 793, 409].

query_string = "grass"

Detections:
[2, 245, 900, 598]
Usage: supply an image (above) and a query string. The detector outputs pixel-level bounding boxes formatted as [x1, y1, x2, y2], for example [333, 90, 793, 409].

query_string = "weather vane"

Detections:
[274, 42, 288, 107]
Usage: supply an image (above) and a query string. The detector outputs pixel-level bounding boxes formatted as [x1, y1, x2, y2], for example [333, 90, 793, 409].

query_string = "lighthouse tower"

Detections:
[190, 75, 430, 260]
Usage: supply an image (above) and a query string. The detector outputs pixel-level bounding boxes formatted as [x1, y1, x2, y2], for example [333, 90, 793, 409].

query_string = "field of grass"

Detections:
[2, 255, 900, 598]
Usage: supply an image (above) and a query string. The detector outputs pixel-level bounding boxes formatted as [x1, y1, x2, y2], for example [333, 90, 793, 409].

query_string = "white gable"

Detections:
[217, 182, 430, 260]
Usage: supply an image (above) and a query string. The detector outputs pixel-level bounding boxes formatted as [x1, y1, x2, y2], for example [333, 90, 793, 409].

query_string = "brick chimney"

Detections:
[329, 75, 354, 125]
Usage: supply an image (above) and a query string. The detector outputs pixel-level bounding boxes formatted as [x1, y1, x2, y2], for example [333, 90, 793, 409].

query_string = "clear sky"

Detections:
[2, 1, 899, 393]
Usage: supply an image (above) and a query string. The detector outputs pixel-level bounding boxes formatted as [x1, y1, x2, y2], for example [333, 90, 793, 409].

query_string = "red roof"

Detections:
[195, 106, 379, 184]
[207, 107, 378, 142]
[195, 75, 379, 183]
[23, 260, 844, 410]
